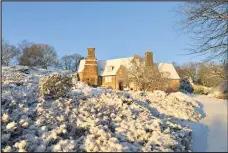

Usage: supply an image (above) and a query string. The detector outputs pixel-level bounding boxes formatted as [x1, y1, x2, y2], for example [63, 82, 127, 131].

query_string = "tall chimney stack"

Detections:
[87, 48, 95, 59]
[145, 52, 153, 67]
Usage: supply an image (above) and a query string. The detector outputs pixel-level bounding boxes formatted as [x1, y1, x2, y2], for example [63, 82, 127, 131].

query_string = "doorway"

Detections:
[119, 81, 123, 90]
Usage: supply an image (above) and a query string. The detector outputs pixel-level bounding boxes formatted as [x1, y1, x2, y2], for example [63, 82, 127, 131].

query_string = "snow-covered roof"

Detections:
[78, 58, 180, 79]
[99, 57, 134, 76]
[158, 63, 180, 80]
[78, 57, 134, 76]
[78, 59, 86, 73]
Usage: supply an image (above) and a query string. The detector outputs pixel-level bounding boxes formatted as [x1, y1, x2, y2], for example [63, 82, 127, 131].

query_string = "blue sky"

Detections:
[3, 2, 205, 64]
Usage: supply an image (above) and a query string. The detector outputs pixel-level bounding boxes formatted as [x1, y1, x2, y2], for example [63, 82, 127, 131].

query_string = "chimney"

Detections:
[87, 48, 95, 59]
[145, 52, 153, 67]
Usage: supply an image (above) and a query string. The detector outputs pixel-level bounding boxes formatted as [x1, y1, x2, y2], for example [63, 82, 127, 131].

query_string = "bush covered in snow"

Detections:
[1, 66, 203, 152]
[39, 73, 73, 99]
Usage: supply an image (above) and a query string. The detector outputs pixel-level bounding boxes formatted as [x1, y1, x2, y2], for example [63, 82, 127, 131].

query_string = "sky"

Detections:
[2, 2, 206, 64]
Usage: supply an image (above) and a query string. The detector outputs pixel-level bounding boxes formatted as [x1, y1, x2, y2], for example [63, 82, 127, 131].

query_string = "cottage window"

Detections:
[105, 76, 112, 82]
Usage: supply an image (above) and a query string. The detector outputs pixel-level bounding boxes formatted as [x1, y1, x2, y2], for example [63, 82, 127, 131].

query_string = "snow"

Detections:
[184, 94, 228, 152]
[158, 63, 180, 80]
[78, 57, 133, 76]
[77, 59, 86, 73]
[1, 66, 205, 152]
[99, 57, 133, 76]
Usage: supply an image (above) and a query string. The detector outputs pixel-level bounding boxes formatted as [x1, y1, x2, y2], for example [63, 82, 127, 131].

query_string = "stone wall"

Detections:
[168, 79, 180, 92]
[101, 75, 116, 89]
[115, 65, 128, 90]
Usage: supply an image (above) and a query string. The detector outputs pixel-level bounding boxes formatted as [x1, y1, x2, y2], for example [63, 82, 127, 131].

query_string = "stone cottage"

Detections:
[78, 48, 180, 91]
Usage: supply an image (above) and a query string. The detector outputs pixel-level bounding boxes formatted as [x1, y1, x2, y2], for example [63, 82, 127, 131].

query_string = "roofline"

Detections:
[99, 56, 134, 61]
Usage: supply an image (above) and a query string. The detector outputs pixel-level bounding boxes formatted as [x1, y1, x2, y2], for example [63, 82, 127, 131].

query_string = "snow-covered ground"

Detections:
[185, 95, 228, 152]
[1, 66, 212, 152]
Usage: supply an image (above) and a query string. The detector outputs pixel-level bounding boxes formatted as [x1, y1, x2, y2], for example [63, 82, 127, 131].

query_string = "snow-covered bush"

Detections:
[71, 73, 79, 85]
[39, 73, 73, 99]
[193, 85, 205, 94]
[130, 90, 202, 122]
[98, 85, 113, 90]
[193, 85, 212, 95]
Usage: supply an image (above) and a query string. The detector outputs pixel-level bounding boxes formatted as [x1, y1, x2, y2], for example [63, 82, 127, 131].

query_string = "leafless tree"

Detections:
[177, 1, 228, 61]
[125, 55, 169, 91]
[39, 44, 59, 69]
[2, 39, 20, 66]
[19, 44, 58, 69]
[174, 60, 226, 87]
[61, 54, 83, 72]
[174, 62, 199, 83]
[17, 40, 33, 63]
[197, 61, 225, 87]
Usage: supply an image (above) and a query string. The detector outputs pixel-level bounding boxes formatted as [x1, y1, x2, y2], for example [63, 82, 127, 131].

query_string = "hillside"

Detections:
[1, 66, 202, 152]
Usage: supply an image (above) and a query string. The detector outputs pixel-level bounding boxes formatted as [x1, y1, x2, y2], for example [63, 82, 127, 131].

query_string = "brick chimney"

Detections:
[87, 48, 95, 59]
[145, 52, 153, 67]
[82, 48, 98, 86]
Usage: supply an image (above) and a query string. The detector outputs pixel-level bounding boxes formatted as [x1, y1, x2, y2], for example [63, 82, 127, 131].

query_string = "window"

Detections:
[105, 76, 112, 82]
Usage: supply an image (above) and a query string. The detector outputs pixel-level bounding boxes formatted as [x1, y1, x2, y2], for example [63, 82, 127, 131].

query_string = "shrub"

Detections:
[39, 72, 73, 99]
[72, 73, 79, 86]
[180, 77, 194, 93]
[193, 85, 205, 94]
[193, 85, 212, 95]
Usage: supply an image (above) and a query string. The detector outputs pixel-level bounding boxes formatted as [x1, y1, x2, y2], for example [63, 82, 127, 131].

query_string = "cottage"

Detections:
[78, 48, 180, 91]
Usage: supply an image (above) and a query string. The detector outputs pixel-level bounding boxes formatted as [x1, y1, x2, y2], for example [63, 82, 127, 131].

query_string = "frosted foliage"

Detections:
[1, 66, 202, 152]
[39, 72, 73, 99]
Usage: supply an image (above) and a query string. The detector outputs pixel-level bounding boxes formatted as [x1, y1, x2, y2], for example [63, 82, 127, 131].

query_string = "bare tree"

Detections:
[174, 61, 226, 87]
[19, 44, 58, 69]
[62, 55, 73, 71]
[197, 61, 225, 87]
[174, 62, 199, 83]
[61, 54, 83, 72]
[17, 40, 33, 64]
[2, 39, 20, 66]
[39, 44, 59, 69]
[125, 55, 169, 91]
[177, 1, 228, 61]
